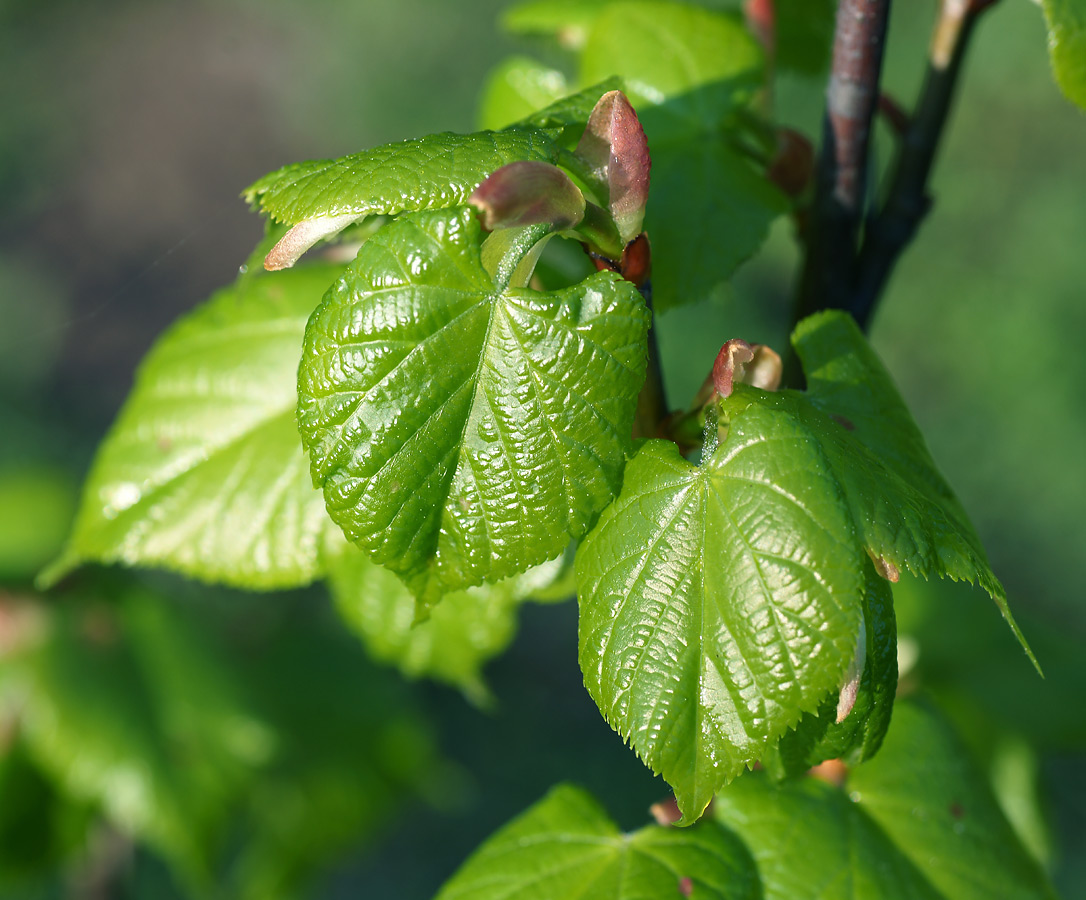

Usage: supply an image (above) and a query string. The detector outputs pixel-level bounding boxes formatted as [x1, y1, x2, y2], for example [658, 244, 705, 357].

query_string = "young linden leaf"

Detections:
[714, 701, 1060, 900]
[1042, 0, 1086, 109]
[323, 532, 569, 705]
[577, 311, 1036, 821]
[42, 264, 344, 591]
[243, 129, 559, 227]
[576, 426, 866, 823]
[435, 783, 760, 900]
[298, 207, 649, 605]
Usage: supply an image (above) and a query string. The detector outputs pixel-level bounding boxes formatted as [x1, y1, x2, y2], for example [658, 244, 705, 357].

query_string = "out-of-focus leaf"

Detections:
[501, 0, 610, 49]
[324, 534, 570, 704]
[15, 590, 270, 882]
[649, 140, 787, 311]
[479, 57, 569, 131]
[1042, 0, 1086, 109]
[298, 207, 648, 604]
[0, 464, 74, 581]
[714, 701, 1059, 900]
[775, 0, 836, 75]
[43, 264, 342, 590]
[435, 783, 760, 900]
[580, 1, 763, 141]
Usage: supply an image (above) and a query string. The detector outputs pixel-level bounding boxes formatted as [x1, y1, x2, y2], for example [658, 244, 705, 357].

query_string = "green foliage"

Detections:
[438, 703, 1057, 900]
[44, 264, 343, 590]
[1042, 0, 1086, 109]
[576, 311, 1028, 819]
[297, 206, 649, 604]
[435, 783, 761, 900]
[15, 0, 1078, 895]
[243, 129, 559, 226]
[716, 702, 1058, 900]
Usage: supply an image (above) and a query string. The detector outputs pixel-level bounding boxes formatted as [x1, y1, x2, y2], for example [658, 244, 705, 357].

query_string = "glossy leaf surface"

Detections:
[577, 312, 1030, 819]
[1043, 0, 1086, 109]
[298, 207, 649, 603]
[435, 783, 760, 900]
[45, 265, 342, 590]
[244, 130, 558, 225]
[715, 701, 1059, 900]
[478, 57, 569, 131]
[763, 558, 898, 779]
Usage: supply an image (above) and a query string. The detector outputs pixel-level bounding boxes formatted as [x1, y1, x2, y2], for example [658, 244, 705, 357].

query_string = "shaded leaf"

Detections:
[714, 701, 1059, 900]
[298, 207, 649, 603]
[324, 533, 570, 704]
[763, 557, 898, 779]
[436, 783, 760, 900]
[244, 130, 558, 226]
[44, 265, 342, 590]
[775, 0, 836, 75]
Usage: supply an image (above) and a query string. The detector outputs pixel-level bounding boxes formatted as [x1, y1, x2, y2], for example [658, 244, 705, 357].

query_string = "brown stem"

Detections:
[850, 0, 999, 326]
[793, 0, 892, 324]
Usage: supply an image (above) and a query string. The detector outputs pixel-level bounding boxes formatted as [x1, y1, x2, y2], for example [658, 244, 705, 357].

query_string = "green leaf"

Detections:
[501, 0, 610, 49]
[1042, 0, 1086, 109]
[791, 312, 1036, 668]
[577, 2, 783, 310]
[577, 311, 1033, 819]
[15, 591, 270, 881]
[714, 701, 1059, 900]
[763, 557, 898, 780]
[649, 140, 787, 312]
[435, 783, 760, 900]
[576, 432, 864, 822]
[324, 533, 569, 704]
[775, 0, 836, 75]
[298, 207, 649, 603]
[44, 265, 342, 590]
[478, 57, 569, 131]
[580, 1, 763, 141]
[244, 129, 559, 226]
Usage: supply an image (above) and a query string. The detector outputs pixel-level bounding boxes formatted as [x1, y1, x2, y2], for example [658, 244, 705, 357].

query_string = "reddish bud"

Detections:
[767, 129, 814, 198]
[678, 876, 694, 897]
[264, 213, 359, 271]
[575, 91, 651, 244]
[744, 0, 775, 51]
[712, 340, 782, 399]
[867, 550, 901, 583]
[808, 758, 849, 787]
[469, 161, 585, 232]
[650, 796, 682, 826]
[836, 615, 867, 723]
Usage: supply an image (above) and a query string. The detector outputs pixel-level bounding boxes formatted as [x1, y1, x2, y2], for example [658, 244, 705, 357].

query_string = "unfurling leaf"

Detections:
[469, 160, 586, 232]
[573, 90, 651, 243]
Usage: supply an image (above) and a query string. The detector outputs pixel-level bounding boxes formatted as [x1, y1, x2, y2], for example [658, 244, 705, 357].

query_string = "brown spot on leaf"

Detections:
[950, 802, 965, 819]
[832, 414, 856, 431]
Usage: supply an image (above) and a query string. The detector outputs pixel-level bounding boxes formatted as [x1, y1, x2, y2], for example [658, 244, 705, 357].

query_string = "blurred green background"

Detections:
[0, 0, 1083, 897]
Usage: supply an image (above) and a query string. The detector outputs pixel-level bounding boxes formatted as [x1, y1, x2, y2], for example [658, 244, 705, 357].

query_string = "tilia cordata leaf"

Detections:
[576, 310, 1036, 822]
[298, 206, 649, 607]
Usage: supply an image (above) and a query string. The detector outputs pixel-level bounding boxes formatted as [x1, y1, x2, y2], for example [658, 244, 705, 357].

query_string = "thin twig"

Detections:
[793, 0, 893, 328]
[851, 0, 1000, 327]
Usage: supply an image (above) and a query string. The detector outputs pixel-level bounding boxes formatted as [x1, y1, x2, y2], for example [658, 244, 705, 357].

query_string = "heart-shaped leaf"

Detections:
[577, 311, 1034, 820]
[298, 207, 649, 604]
